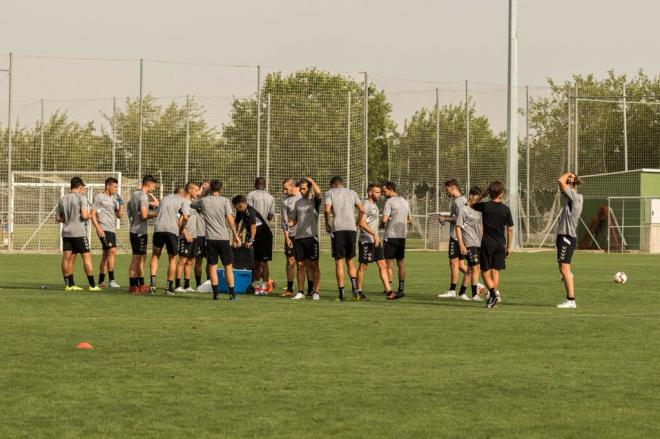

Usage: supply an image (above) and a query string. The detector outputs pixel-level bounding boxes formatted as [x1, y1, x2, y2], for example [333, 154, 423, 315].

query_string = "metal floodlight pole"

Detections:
[435, 88, 440, 212]
[622, 82, 629, 171]
[138, 58, 144, 179]
[465, 79, 471, 190]
[347, 91, 351, 188]
[364, 72, 369, 194]
[112, 97, 117, 173]
[525, 85, 530, 243]
[185, 95, 190, 183]
[266, 93, 271, 191]
[506, 0, 520, 249]
[574, 82, 579, 174]
[256, 65, 261, 178]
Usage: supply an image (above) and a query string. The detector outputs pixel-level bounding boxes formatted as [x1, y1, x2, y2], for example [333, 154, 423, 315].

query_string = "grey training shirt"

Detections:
[154, 194, 188, 235]
[325, 187, 362, 233]
[58, 192, 89, 238]
[557, 187, 584, 238]
[282, 193, 302, 238]
[128, 190, 150, 235]
[183, 199, 197, 238]
[290, 196, 321, 239]
[359, 198, 380, 244]
[456, 205, 482, 248]
[246, 190, 275, 224]
[92, 193, 118, 233]
[191, 195, 234, 241]
[449, 195, 468, 240]
[383, 196, 410, 239]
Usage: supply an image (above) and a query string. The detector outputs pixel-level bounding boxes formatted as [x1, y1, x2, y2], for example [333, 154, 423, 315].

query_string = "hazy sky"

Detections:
[2, 0, 658, 85]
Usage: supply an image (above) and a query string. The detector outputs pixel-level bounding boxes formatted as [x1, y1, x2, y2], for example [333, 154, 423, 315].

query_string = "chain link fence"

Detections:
[1, 54, 660, 252]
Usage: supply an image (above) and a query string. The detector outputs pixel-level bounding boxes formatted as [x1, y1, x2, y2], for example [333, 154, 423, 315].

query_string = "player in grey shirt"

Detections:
[191, 179, 241, 300]
[323, 176, 364, 301]
[175, 182, 200, 293]
[246, 177, 275, 290]
[455, 187, 486, 301]
[556, 172, 584, 309]
[150, 190, 190, 294]
[381, 181, 411, 300]
[194, 180, 210, 288]
[356, 184, 392, 299]
[438, 179, 469, 299]
[288, 177, 322, 300]
[127, 175, 159, 293]
[91, 177, 124, 288]
[281, 178, 305, 297]
[56, 176, 99, 291]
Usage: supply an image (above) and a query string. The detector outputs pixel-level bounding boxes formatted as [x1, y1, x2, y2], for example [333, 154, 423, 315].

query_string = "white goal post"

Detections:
[8, 171, 122, 252]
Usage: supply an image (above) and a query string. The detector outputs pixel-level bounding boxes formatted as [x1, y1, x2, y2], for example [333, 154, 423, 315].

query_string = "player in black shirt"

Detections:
[472, 181, 514, 309]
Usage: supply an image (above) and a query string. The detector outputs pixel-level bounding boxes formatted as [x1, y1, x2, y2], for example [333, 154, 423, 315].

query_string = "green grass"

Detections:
[1, 251, 659, 438]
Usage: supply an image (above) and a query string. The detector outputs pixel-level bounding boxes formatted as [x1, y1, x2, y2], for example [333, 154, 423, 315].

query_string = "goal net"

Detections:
[8, 171, 122, 252]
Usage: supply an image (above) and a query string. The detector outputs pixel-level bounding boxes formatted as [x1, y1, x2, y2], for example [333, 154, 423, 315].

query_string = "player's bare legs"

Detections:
[386, 259, 394, 284]
[559, 263, 574, 299]
[149, 246, 162, 292]
[334, 258, 345, 289]
[377, 260, 392, 293]
[356, 262, 367, 291]
[296, 260, 306, 294]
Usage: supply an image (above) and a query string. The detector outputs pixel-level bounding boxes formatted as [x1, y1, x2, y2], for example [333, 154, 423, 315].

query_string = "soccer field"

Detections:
[1, 251, 659, 438]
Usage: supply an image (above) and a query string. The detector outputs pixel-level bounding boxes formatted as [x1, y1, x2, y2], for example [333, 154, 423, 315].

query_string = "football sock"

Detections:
[229, 286, 235, 299]
[184, 278, 190, 289]
[398, 280, 405, 292]
[138, 277, 145, 286]
[338, 286, 345, 296]
[108, 271, 115, 281]
[287, 281, 294, 292]
[450, 283, 457, 291]
[130, 277, 137, 287]
[471, 285, 478, 297]
[212, 284, 219, 300]
[64, 275, 71, 287]
[98, 273, 105, 285]
[175, 278, 181, 289]
[195, 274, 202, 287]
[459, 285, 467, 296]
[150, 275, 156, 287]
[489, 288, 497, 297]
[307, 280, 313, 294]
[69, 275, 75, 286]
[567, 296, 575, 301]
[87, 275, 96, 287]
[350, 277, 357, 293]
[167, 280, 174, 291]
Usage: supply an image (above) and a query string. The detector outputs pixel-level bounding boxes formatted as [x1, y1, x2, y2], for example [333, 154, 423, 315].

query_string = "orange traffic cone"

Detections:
[76, 342, 93, 350]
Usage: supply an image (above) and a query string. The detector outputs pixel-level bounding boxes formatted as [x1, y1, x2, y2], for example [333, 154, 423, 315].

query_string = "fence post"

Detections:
[424, 191, 429, 251]
[112, 97, 116, 173]
[525, 85, 530, 243]
[363, 72, 368, 194]
[256, 65, 261, 178]
[465, 79, 471, 190]
[138, 58, 144, 179]
[622, 83, 628, 172]
[435, 88, 440, 213]
[6, 52, 13, 250]
[266, 93, 271, 191]
[347, 91, 351, 188]
[39, 99, 45, 231]
[185, 95, 190, 183]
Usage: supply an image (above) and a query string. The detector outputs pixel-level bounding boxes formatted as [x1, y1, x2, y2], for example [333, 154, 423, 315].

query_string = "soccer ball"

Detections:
[614, 272, 627, 284]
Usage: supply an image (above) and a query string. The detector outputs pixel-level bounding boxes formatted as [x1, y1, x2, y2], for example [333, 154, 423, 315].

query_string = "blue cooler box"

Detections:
[217, 268, 253, 294]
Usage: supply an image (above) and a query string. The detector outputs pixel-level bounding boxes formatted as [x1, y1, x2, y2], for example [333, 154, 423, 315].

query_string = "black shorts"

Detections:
[99, 231, 116, 251]
[62, 236, 90, 254]
[384, 238, 406, 260]
[253, 235, 273, 262]
[206, 239, 233, 266]
[178, 236, 197, 258]
[359, 242, 385, 264]
[466, 247, 480, 267]
[331, 231, 357, 260]
[294, 237, 319, 261]
[284, 237, 296, 258]
[480, 245, 506, 271]
[556, 234, 577, 264]
[195, 236, 207, 258]
[153, 232, 178, 256]
[448, 238, 465, 260]
[130, 233, 148, 255]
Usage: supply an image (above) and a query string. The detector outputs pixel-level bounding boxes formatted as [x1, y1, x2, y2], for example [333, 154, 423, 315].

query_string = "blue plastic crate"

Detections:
[217, 268, 253, 294]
